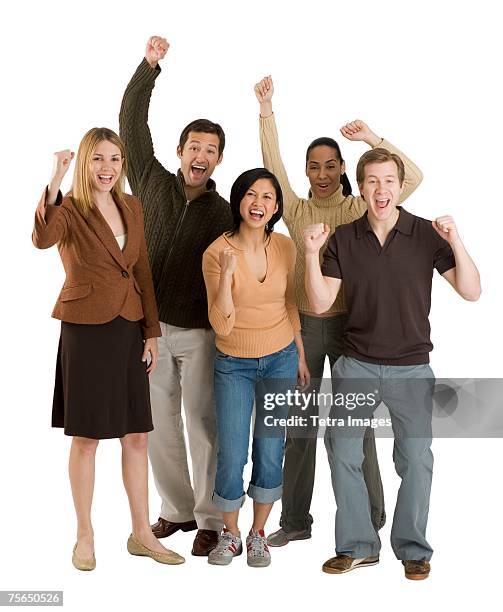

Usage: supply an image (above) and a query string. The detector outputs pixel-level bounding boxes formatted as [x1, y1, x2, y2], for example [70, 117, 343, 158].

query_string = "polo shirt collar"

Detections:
[355, 206, 414, 238]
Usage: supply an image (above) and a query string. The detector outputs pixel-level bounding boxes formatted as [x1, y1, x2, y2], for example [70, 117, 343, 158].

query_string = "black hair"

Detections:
[305, 137, 352, 196]
[229, 168, 283, 237]
[179, 118, 225, 156]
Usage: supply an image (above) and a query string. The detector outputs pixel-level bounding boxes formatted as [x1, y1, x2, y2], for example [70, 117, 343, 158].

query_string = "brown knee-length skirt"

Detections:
[52, 316, 153, 439]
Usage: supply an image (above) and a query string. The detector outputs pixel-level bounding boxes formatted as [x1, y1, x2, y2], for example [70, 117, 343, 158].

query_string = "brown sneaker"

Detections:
[402, 560, 431, 580]
[151, 517, 197, 539]
[323, 554, 379, 574]
[192, 529, 219, 556]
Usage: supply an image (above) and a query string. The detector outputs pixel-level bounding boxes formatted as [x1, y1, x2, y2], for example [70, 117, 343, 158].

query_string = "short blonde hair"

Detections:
[356, 148, 405, 187]
[70, 127, 128, 217]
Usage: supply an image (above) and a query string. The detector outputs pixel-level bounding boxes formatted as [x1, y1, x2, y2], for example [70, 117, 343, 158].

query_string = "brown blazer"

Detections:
[32, 188, 161, 339]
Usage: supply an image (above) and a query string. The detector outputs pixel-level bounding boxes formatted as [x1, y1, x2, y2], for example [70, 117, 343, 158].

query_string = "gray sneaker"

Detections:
[208, 529, 242, 566]
[246, 529, 271, 568]
[267, 527, 311, 547]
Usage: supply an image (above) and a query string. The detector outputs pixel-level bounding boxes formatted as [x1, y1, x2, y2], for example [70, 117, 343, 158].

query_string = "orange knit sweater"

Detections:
[202, 232, 301, 358]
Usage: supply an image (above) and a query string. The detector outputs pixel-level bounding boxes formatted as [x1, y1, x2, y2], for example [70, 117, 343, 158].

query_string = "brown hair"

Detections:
[70, 127, 129, 218]
[179, 119, 225, 156]
[356, 148, 405, 186]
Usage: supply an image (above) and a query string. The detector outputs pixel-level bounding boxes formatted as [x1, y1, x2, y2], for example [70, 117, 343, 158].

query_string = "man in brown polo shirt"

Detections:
[303, 148, 481, 580]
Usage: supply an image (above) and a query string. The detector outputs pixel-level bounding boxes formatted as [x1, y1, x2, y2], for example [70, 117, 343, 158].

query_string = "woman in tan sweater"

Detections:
[254, 76, 424, 547]
[202, 168, 308, 568]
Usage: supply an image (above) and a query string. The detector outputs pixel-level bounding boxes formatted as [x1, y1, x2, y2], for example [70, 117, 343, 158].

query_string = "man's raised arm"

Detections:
[119, 36, 171, 196]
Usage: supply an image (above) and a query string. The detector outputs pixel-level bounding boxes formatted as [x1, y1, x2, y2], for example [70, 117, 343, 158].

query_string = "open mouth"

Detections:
[375, 197, 390, 209]
[249, 208, 265, 220]
[97, 174, 114, 185]
[316, 183, 330, 192]
[190, 164, 207, 179]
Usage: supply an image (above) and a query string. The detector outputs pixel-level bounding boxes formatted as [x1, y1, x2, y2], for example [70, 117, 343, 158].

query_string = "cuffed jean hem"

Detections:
[212, 491, 246, 512]
[393, 544, 433, 562]
[247, 483, 283, 504]
[336, 545, 381, 558]
[399, 553, 433, 562]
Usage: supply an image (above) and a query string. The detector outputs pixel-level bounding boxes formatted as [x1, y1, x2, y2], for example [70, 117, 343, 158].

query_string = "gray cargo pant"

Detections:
[325, 355, 434, 561]
[279, 314, 386, 533]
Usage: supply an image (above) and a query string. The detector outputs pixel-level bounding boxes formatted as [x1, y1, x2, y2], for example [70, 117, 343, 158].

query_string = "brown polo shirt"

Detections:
[320, 207, 456, 365]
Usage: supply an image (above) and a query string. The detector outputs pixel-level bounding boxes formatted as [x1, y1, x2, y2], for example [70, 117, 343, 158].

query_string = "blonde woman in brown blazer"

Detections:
[33, 127, 184, 570]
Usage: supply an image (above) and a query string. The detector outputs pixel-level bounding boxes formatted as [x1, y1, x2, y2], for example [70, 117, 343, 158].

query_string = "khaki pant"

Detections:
[148, 323, 223, 531]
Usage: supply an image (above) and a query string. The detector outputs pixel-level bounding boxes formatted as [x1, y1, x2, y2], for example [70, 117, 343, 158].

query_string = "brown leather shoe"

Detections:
[151, 517, 197, 539]
[402, 559, 431, 580]
[322, 554, 379, 574]
[191, 529, 219, 556]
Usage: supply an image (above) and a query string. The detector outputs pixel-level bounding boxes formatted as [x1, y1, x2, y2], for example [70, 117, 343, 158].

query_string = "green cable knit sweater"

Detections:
[120, 59, 232, 328]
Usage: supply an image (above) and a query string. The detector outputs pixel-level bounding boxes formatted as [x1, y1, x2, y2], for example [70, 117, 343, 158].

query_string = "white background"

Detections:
[1, 0, 502, 610]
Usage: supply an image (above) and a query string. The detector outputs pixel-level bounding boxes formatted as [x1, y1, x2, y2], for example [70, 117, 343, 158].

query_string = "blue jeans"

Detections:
[324, 356, 434, 561]
[213, 341, 299, 512]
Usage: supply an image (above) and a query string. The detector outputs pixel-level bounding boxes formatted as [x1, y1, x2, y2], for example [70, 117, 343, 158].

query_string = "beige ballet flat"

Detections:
[127, 534, 185, 565]
[72, 543, 96, 571]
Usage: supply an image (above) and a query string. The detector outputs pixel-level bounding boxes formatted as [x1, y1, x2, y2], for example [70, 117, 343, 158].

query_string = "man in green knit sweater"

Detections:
[120, 35, 232, 556]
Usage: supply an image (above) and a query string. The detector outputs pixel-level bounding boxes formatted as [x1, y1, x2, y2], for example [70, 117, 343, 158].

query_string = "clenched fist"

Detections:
[303, 223, 330, 254]
[219, 247, 238, 276]
[51, 150, 75, 183]
[254, 75, 274, 104]
[145, 36, 169, 68]
[432, 216, 460, 245]
[340, 120, 381, 147]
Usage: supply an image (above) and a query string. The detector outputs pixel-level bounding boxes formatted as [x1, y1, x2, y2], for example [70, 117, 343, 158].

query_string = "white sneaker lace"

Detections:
[214, 532, 238, 556]
[248, 532, 268, 557]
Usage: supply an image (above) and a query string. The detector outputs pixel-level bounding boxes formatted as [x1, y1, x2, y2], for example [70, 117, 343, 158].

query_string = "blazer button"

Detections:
[122, 270, 130, 278]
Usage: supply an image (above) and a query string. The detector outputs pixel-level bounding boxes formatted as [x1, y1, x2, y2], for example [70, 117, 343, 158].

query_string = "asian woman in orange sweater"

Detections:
[202, 168, 309, 568]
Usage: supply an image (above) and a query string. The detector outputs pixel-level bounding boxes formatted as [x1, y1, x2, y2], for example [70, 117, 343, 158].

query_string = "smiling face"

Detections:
[306, 145, 345, 199]
[177, 131, 222, 188]
[239, 178, 279, 230]
[359, 160, 404, 222]
[90, 140, 124, 193]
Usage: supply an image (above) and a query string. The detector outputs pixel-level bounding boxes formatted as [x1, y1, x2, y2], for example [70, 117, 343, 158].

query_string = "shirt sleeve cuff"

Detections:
[209, 304, 235, 336]
[436, 257, 456, 275]
[44, 186, 63, 207]
[138, 57, 161, 79]
[320, 265, 342, 279]
[142, 323, 162, 339]
[259, 111, 275, 122]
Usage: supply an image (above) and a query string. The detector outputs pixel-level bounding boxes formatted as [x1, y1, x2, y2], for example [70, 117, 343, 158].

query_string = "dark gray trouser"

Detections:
[325, 356, 434, 561]
[279, 314, 386, 533]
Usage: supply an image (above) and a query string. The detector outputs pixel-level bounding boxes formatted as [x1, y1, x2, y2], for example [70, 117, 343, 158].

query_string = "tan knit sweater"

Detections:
[202, 232, 301, 358]
[260, 113, 424, 315]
